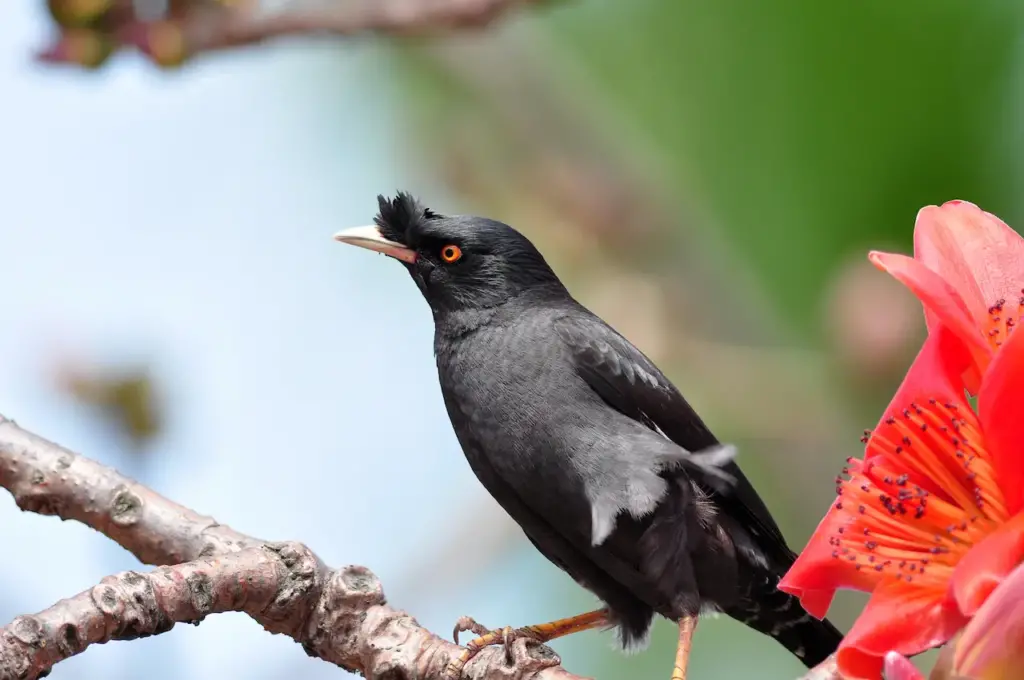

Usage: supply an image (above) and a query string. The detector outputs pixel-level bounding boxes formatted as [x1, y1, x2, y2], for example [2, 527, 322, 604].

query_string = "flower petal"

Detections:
[928, 321, 985, 400]
[872, 324, 972, 433]
[978, 319, 1024, 515]
[795, 589, 836, 621]
[914, 201, 1024, 329]
[869, 250, 991, 392]
[950, 512, 1024, 618]
[779, 507, 880, 617]
[836, 581, 967, 680]
[955, 561, 1024, 679]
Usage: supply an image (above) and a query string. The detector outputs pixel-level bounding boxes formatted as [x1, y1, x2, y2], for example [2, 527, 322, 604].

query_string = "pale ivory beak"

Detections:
[333, 225, 417, 264]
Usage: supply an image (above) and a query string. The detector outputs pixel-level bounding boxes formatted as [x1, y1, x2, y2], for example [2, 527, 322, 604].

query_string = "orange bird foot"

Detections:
[444, 609, 609, 678]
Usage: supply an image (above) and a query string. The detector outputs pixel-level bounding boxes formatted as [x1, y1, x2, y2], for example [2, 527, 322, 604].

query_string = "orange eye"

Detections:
[441, 244, 462, 263]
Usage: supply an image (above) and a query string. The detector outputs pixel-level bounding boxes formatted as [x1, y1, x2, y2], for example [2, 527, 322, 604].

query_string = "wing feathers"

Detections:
[553, 312, 790, 560]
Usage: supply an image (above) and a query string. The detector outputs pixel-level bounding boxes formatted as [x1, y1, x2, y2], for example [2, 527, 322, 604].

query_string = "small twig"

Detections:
[38, 0, 549, 68]
[0, 414, 583, 680]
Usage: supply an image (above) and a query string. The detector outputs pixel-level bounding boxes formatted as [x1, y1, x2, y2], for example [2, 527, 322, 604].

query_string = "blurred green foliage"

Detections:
[556, 0, 1023, 338]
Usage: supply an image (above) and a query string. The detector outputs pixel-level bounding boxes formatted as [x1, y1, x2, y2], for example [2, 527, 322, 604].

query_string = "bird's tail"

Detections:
[725, 577, 843, 668]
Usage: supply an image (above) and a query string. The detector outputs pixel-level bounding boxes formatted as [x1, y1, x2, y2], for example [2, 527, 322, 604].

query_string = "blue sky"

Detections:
[0, 5, 543, 678]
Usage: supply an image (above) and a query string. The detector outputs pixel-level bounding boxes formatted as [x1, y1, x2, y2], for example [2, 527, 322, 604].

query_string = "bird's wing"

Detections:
[553, 312, 792, 561]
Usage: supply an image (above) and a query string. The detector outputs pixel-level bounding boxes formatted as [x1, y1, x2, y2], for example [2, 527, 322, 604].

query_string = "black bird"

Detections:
[334, 193, 843, 679]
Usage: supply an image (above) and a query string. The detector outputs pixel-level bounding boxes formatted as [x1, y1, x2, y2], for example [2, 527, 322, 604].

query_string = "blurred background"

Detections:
[1, 0, 1022, 678]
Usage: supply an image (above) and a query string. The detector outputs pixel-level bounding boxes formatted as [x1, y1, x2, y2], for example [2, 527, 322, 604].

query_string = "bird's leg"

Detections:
[516, 608, 611, 643]
[670, 616, 698, 680]
[445, 609, 609, 678]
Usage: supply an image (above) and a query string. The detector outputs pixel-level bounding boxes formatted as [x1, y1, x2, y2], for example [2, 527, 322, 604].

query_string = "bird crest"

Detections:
[374, 192, 440, 245]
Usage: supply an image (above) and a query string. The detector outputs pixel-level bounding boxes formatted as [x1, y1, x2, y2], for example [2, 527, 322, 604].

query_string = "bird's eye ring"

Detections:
[441, 244, 462, 263]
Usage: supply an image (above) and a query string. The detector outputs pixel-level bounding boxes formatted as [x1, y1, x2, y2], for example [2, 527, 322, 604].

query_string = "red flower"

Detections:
[868, 200, 1024, 395]
[779, 322, 1024, 679]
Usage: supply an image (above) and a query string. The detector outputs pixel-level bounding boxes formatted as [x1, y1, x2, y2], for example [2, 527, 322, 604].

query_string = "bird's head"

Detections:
[334, 192, 565, 314]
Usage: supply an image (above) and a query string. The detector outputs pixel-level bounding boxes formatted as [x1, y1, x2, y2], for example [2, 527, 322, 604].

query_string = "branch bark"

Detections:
[38, 0, 550, 69]
[0, 414, 581, 680]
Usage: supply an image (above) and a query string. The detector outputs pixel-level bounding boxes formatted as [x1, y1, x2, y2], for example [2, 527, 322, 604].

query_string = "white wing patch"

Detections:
[586, 442, 738, 547]
[588, 468, 667, 546]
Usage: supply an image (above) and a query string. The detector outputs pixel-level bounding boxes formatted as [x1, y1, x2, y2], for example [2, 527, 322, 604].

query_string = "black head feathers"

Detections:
[355, 191, 566, 312]
[374, 192, 441, 245]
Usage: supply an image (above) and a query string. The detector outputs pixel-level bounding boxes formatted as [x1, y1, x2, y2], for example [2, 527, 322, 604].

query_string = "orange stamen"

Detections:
[831, 397, 1006, 588]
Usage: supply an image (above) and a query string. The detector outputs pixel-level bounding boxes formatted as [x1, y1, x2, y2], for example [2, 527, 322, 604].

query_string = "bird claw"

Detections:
[445, 617, 555, 679]
[453, 615, 491, 645]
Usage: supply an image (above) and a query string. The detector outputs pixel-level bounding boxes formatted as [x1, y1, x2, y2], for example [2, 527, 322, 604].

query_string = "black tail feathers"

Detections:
[726, 586, 842, 668]
[764, 610, 843, 668]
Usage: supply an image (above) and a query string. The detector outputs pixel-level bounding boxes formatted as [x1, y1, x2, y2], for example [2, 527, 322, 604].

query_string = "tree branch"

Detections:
[0, 414, 842, 679]
[38, 0, 551, 69]
[0, 415, 257, 566]
[0, 414, 582, 680]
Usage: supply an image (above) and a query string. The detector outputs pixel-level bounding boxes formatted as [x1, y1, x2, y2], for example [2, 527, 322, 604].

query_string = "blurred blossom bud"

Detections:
[36, 28, 116, 69]
[54, 358, 164, 452]
[883, 651, 925, 680]
[46, 0, 115, 29]
[119, 20, 191, 68]
[824, 254, 921, 382]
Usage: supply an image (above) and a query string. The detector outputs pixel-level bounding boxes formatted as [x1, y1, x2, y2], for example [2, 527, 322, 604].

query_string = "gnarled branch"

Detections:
[0, 414, 581, 680]
[0, 414, 840, 679]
